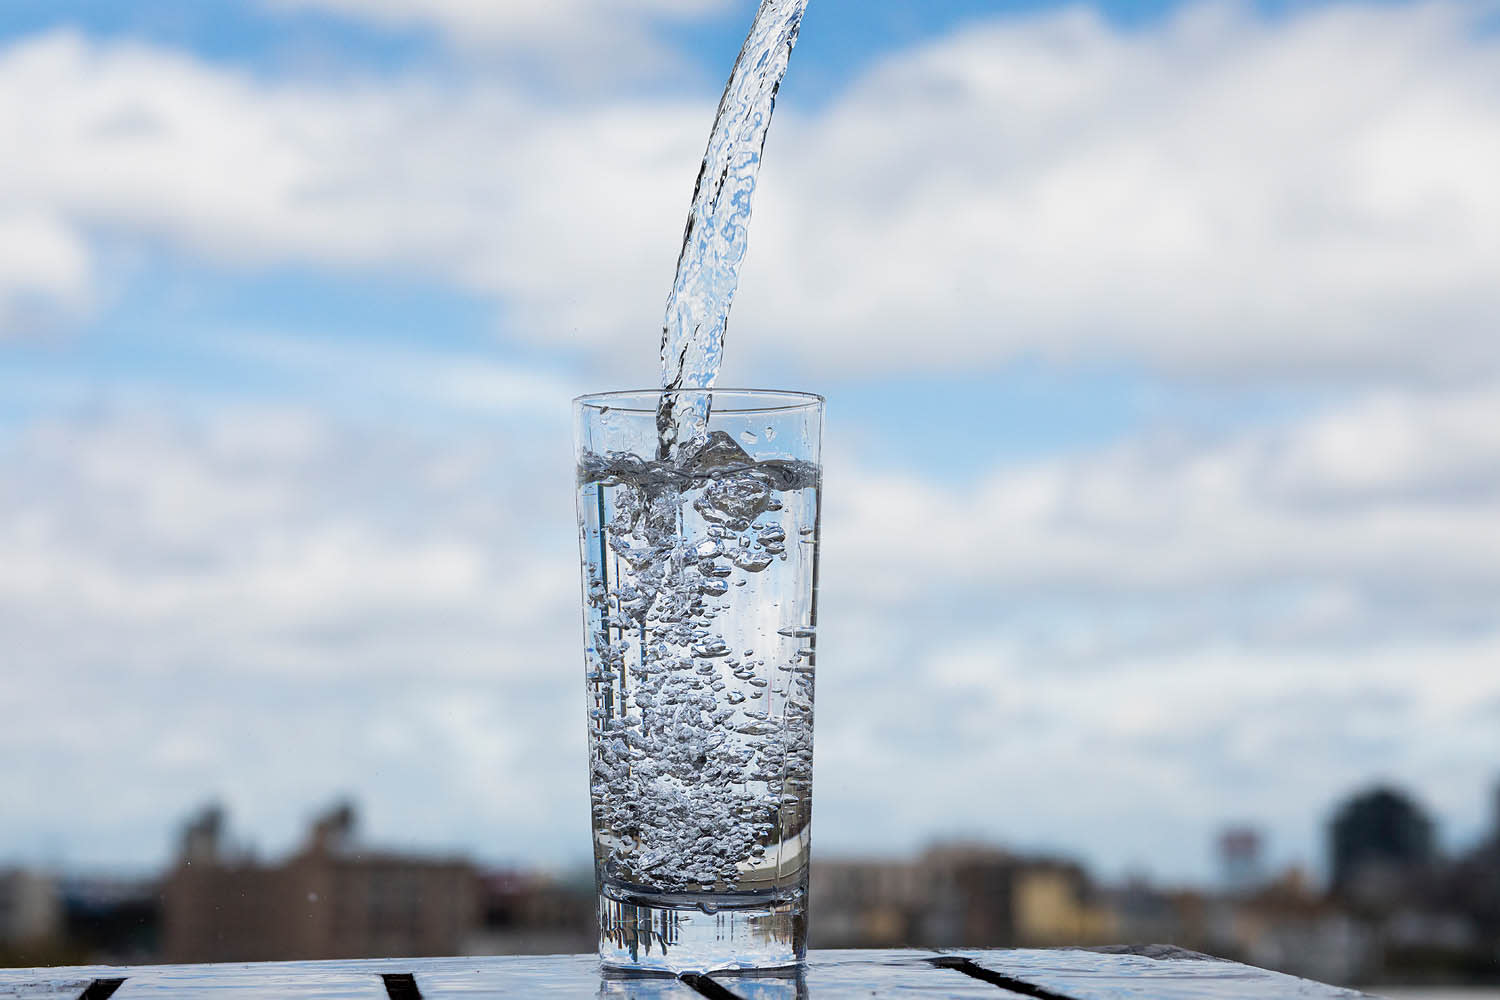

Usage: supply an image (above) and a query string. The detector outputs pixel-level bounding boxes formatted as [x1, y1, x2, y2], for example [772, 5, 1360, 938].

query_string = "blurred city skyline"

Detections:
[5, 776, 1498, 986]
[3, 0, 1498, 886]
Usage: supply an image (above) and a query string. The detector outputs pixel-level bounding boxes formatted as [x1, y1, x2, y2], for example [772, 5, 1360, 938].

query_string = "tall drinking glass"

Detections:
[574, 389, 823, 972]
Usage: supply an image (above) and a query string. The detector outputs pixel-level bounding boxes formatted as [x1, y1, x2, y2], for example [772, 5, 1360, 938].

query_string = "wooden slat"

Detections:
[0, 977, 96, 1000]
[108, 964, 385, 1000]
[416, 954, 699, 999]
[949, 948, 1374, 1000]
[802, 950, 1035, 999]
[0, 948, 1377, 999]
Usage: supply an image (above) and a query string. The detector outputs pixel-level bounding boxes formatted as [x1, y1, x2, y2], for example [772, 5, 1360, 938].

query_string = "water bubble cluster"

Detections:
[578, 433, 819, 893]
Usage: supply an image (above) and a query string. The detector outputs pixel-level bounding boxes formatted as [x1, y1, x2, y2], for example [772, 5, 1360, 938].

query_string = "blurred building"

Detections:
[1217, 827, 1265, 895]
[162, 802, 477, 962]
[0, 869, 62, 948]
[1101, 877, 1191, 947]
[1489, 783, 1500, 847]
[8, 776, 1499, 982]
[1, 869, 161, 967]
[810, 844, 1114, 949]
[1204, 868, 1374, 986]
[925, 844, 1116, 947]
[809, 856, 927, 947]
[466, 868, 595, 956]
[1329, 787, 1436, 910]
[1410, 781, 1500, 982]
[60, 876, 161, 964]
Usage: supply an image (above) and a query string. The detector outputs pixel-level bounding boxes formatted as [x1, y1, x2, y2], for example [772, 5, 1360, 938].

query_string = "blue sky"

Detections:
[0, 0, 1356, 472]
[0, 2, 1251, 79]
[2, 0, 1498, 885]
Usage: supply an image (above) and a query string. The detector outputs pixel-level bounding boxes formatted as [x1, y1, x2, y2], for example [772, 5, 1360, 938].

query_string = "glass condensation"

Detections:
[575, 390, 822, 972]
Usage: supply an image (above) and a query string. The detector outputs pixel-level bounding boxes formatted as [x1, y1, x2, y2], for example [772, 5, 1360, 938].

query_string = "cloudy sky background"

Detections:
[2, 0, 1498, 885]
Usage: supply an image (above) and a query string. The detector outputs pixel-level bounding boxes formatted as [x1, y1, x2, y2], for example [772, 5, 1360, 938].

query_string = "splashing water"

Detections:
[656, 0, 810, 460]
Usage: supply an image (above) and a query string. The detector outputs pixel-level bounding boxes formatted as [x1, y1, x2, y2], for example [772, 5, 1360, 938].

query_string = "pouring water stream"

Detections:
[656, 0, 810, 460]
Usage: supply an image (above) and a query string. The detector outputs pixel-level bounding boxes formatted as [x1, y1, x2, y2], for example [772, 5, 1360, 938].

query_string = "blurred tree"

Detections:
[1328, 786, 1435, 910]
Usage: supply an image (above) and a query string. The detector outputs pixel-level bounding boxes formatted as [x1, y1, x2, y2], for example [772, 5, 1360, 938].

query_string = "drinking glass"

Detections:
[574, 389, 824, 972]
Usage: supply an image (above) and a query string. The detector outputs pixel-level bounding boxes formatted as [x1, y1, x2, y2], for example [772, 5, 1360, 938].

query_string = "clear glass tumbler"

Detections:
[574, 389, 823, 972]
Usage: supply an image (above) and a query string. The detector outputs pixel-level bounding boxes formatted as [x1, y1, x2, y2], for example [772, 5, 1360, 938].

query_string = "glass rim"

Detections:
[574, 388, 824, 415]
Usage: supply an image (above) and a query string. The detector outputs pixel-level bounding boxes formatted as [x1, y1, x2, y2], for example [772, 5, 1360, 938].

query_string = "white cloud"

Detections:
[263, 0, 728, 61]
[0, 209, 91, 333]
[736, 0, 1500, 378]
[3, 3, 1500, 380]
[0, 404, 588, 865]
[1, 410, 575, 660]
[0, 28, 703, 375]
[831, 382, 1500, 606]
[217, 330, 587, 414]
[815, 632, 1500, 876]
[810, 380, 1500, 872]
[2, 379, 1496, 873]
[3, 1, 1498, 875]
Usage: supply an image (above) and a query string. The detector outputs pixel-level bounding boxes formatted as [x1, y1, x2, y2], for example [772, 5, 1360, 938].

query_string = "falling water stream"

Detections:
[655, 0, 810, 460]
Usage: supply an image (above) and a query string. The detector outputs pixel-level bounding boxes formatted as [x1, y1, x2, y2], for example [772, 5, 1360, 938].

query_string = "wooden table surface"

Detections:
[0, 947, 1378, 1000]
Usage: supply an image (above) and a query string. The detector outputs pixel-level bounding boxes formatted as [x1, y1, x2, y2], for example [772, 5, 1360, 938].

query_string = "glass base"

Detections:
[597, 889, 807, 973]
